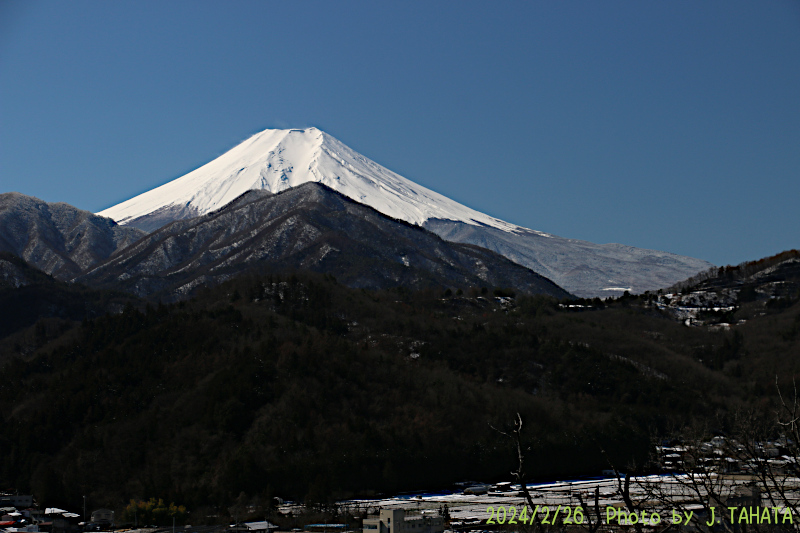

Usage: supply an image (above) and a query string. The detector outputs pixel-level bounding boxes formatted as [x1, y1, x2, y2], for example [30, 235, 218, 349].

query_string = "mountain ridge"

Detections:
[81, 182, 571, 300]
[0, 192, 146, 280]
[95, 127, 713, 297]
[425, 219, 713, 298]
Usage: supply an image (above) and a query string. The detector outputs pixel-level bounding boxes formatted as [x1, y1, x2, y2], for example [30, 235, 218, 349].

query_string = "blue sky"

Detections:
[1, 1, 798, 267]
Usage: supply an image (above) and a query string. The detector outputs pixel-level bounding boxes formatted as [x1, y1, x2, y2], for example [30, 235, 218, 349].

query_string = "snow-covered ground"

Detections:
[278, 475, 797, 525]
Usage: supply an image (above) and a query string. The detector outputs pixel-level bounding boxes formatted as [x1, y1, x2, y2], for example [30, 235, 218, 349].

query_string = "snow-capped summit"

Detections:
[99, 127, 528, 235]
[98, 126, 714, 297]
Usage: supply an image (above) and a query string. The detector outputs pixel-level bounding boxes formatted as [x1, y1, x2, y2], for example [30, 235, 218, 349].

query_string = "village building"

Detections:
[89, 509, 113, 527]
[0, 496, 33, 510]
[362, 510, 443, 533]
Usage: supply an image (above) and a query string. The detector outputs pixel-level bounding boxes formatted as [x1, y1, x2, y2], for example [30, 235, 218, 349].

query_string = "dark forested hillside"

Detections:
[77, 184, 570, 300]
[2, 264, 799, 517]
[0, 252, 140, 362]
[670, 248, 800, 293]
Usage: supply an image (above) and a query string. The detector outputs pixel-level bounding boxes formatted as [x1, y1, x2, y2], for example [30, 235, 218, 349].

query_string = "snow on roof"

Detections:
[244, 521, 277, 530]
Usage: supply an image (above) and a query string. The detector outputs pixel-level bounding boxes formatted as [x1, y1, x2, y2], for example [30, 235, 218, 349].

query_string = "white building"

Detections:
[362, 510, 443, 533]
[0, 495, 33, 508]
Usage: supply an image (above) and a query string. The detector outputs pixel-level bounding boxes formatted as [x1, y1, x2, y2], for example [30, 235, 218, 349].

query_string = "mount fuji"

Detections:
[99, 127, 521, 234]
[99, 127, 713, 297]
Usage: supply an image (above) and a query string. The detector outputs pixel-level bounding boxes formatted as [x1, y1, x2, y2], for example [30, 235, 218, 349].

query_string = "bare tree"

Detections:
[631, 399, 800, 533]
[494, 382, 800, 533]
[635, 433, 740, 533]
[491, 413, 538, 515]
[493, 413, 607, 532]
[574, 487, 603, 533]
[593, 443, 648, 533]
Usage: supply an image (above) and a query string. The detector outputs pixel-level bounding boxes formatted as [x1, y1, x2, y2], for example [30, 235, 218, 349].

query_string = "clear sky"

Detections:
[1, 1, 798, 267]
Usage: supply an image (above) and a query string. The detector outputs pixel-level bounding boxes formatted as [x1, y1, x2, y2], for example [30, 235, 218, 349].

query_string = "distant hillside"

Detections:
[79, 183, 571, 300]
[0, 250, 53, 289]
[671, 249, 800, 294]
[0, 192, 145, 280]
[0, 252, 140, 362]
[425, 219, 713, 298]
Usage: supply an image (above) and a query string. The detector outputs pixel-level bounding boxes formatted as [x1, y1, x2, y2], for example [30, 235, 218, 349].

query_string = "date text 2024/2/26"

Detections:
[485, 505, 794, 526]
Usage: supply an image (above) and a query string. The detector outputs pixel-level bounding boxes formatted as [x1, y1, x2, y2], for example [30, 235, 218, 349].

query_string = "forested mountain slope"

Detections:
[4, 265, 799, 512]
[80, 183, 570, 300]
[0, 193, 145, 280]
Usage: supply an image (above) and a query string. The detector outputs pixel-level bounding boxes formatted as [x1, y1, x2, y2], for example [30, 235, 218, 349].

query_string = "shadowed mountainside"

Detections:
[0, 192, 145, 280]
[78, 183, 571, 300]
[0, 252, 140, 360]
